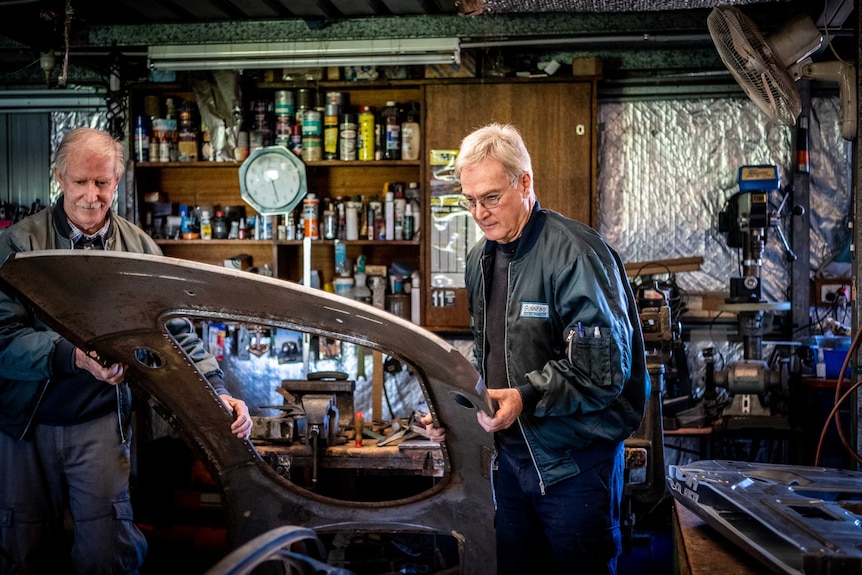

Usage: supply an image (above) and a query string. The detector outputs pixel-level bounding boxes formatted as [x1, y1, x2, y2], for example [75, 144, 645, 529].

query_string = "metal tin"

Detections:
[301, 110, 323, 162]
[274, 89, 294, 117]
[296, 88, 315, 112]
[301, 109, 322, 136]
[326, 91, 344, 108]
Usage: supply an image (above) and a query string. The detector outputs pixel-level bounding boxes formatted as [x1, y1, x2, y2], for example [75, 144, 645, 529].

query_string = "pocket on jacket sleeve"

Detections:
[568, 330, 612, 387]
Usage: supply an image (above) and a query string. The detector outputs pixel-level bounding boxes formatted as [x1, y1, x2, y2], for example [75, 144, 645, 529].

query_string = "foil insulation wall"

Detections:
[597, 95, 851, 304]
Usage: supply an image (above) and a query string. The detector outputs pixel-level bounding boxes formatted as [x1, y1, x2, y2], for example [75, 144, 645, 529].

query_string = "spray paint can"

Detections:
[303, 194, 319, 239]
[358, 106, 375, 161]
[339, 113, 357, 161]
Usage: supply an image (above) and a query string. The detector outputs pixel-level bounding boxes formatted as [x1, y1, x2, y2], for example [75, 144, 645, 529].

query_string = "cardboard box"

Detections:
[365, 264, 388, 278]
[425, 51, 476, 78]
[224, 254, 253, 271]
[572, 56, 602, 77]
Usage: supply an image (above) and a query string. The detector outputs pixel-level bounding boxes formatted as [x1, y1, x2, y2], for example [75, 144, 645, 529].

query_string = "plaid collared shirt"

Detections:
[69, 218, 111, 250]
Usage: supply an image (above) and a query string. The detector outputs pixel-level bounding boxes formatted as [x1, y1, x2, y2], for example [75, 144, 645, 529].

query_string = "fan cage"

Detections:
[708, 6, 801, 125]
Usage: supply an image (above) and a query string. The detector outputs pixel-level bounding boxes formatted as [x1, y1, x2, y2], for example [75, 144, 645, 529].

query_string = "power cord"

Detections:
[814, 326, 862, 467]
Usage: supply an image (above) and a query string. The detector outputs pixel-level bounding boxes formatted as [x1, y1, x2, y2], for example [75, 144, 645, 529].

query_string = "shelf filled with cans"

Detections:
[132, 85, 423, 166]
[130, 82, 426, 322]
[246, 88, 422, 164]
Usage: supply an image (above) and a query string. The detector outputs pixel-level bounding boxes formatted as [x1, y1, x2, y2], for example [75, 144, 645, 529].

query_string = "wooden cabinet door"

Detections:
[422, 80, 597, 331]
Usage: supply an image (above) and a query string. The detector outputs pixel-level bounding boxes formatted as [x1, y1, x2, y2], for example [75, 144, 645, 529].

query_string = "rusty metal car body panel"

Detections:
[0, 251, 496, 573]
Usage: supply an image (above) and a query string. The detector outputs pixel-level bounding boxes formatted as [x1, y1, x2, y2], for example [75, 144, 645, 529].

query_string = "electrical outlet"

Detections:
[819, 283, 851, 306]
[810, 278, 852, 306]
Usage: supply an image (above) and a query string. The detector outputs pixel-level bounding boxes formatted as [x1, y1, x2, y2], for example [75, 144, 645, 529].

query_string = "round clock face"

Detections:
[239, 146, 308, 215]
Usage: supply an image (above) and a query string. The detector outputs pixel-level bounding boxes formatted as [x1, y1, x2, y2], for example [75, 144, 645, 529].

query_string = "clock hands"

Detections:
[271, 178, 282, 202]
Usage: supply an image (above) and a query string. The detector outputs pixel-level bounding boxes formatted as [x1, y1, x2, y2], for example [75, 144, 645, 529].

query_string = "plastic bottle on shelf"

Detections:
[366, 200, 377, 240]
[381, 101, 400, 160]
[200, 210, 212, 240]
[393, 186, 406, 240]
[134, 116, 149, 162]
[403, 202, 414, 241]
[179, 205, 191, 238]
[407, 182, 421, 238]
[213, 211, 228, 239]
[401, 103, 420, 161]
[384, 190, 395, 240]
[357, 106, 375, 161]
[816, 348, 826, 379]
[285, 211, 296, 240]
[157, 133, 170, 163]
[336, 199, 346, 239]
[345, 201, 359, 240]
[323, 207, 337, 240]
[351, 272, 372, 304]
[334, 239, 347, 275]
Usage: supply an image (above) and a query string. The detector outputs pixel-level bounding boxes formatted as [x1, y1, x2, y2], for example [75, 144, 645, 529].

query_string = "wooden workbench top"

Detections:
[673, 502, 770, 574]
[254, 439, 444, 476]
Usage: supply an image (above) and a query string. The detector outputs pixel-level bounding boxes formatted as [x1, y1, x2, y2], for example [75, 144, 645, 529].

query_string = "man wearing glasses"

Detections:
[451, 123, 649, 574]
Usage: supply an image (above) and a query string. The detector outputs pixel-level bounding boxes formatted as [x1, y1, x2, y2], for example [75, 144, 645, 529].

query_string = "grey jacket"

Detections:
[0, 198, 225, 440]
[465, 204, 649, 490]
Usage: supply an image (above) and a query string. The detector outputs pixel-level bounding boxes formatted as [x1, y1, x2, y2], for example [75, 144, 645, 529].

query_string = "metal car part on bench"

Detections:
[0, 251, 496, 574]
[668, 459, 862, 574]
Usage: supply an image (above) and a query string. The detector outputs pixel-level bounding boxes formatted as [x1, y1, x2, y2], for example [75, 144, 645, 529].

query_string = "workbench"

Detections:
[673, 502, 770, 574]
[255, 439, 445, 477]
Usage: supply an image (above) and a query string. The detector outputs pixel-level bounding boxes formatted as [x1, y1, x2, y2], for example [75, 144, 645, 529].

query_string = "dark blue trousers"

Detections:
[494, 443, 624, 575]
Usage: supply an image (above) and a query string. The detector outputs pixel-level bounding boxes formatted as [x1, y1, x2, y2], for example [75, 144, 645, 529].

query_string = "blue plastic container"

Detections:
[823, 348, 851, 379]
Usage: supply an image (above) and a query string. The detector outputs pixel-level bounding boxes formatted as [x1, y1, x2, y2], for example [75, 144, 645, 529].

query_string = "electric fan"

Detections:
[708, 5, 857, 141]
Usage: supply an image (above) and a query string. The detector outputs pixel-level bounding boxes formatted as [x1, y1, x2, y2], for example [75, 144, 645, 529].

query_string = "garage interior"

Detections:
[0, 0, 860, 574]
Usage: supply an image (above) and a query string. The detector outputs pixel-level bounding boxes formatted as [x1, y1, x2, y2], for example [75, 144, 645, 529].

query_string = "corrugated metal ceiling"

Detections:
[0, 0, 852, 87]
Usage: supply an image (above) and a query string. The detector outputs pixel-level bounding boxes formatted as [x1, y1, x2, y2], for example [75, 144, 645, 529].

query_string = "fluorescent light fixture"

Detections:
[0, 88, 107, 113]
[148, 38, 460, 71]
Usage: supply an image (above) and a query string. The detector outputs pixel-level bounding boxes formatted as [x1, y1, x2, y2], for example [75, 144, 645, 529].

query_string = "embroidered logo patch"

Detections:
[520, 302, 549, 318]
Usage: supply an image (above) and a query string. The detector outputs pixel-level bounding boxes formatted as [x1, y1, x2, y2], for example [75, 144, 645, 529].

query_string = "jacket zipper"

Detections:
[18, 379, 51, 440]
[566, 328, 577, 363]
[498, 258, 546, 496]
[489, 450, 498, 509]
[116, 385, 127, 444]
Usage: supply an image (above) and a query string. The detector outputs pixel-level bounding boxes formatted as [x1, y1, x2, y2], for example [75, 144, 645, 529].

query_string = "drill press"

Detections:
[712, 165, 793, 430]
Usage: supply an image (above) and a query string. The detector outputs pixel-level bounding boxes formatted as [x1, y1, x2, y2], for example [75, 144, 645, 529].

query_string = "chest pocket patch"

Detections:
[519, 302, 549, 318]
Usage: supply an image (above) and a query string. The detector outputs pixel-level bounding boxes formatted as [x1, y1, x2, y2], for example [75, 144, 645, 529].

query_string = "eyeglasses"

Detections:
[457, 192, 504, 211]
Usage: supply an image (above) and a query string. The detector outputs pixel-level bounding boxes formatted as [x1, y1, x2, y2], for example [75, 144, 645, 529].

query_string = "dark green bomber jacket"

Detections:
[465, 202, 650, 490]
[0, 197, 227, 440]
